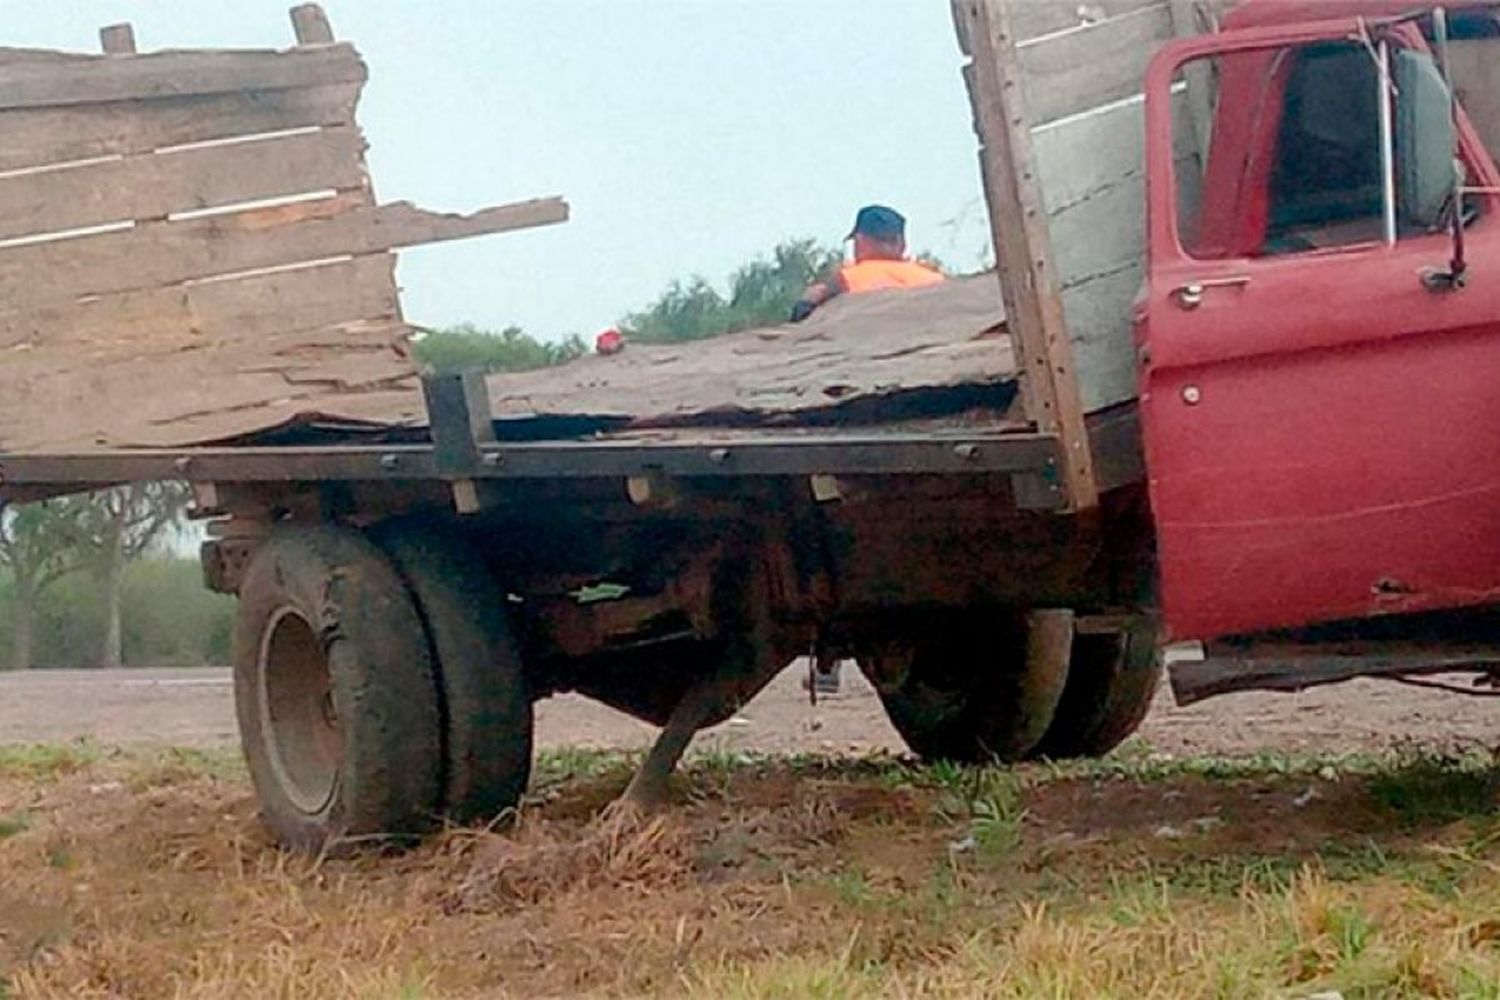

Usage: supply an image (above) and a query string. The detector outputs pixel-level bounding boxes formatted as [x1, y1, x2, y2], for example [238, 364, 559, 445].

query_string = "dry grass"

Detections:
[1, 742, 1499, 998]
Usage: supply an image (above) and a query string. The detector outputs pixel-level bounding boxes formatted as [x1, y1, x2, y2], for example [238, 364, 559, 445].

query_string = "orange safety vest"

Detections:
[837, 259, 945, 294]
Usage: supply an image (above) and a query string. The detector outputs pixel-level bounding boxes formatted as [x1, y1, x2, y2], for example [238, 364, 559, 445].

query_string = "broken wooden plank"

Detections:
[0, 254, 399, 352]
[0, 125, 369, 241]
[0, 44, 366, 111]
[0, 196, 569, 309]
[1018, 2, 1173, 125]
[0, 83, 360, 172]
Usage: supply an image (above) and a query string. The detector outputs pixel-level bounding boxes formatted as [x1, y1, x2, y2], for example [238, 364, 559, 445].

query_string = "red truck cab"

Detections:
[1138, 4, 1500, 640]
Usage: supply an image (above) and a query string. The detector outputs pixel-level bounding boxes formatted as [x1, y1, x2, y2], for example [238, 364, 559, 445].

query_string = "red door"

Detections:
[1139, 25, 1500, 640]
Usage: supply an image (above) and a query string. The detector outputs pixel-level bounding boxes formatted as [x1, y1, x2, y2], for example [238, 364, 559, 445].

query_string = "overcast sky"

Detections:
[8, 2, 990, 341]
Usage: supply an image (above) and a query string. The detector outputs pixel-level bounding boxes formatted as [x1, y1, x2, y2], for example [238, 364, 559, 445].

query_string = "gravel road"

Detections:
[0, 661, 1493, 757]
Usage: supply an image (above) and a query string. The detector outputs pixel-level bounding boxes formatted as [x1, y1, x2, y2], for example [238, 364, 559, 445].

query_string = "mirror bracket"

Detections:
[1420, 266, 1467, 293]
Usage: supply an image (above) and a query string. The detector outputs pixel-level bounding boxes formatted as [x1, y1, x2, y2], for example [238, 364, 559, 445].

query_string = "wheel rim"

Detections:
[258, 607, 342, 816]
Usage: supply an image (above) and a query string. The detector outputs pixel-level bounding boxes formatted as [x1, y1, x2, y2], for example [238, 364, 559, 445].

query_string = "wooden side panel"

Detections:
[1018, 3, 1173, 126]
[0, 15, 572, 454]
[0, 83, 360, 173]
[0, 126, 368, 241]
[1034, 94, 1200, 410]
[1451, 40, 1500, 163]
[956, 0, 1218, 413]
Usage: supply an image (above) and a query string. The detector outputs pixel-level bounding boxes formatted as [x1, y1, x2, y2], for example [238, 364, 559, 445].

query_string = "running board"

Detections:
[1169, 644, 1500, 706]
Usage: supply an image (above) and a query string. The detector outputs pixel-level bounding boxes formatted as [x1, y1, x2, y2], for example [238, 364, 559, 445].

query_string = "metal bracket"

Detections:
[422, 372, 497, 476]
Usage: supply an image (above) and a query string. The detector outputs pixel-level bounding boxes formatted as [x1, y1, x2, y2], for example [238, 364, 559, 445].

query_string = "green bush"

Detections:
[412, 323, 586, 375]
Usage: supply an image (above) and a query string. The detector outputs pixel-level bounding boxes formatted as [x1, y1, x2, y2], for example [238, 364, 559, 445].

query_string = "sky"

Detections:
[7, 2, 991, 343]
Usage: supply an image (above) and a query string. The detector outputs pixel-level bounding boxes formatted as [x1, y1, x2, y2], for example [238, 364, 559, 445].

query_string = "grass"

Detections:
[1, 741, 1498, 998]
[0, 740, 102, 781]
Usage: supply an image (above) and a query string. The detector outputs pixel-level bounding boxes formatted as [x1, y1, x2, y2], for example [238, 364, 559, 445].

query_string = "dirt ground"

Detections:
[4, 664, 1500, 997]
[4, 736, 1500, 997]
[0, 660, 1494, 758]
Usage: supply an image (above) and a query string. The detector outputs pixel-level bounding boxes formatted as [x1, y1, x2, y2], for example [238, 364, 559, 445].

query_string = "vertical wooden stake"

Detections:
[290, 4, 335, 45]
[99, 23, 137, 55]
[952, 0, 1097, 510]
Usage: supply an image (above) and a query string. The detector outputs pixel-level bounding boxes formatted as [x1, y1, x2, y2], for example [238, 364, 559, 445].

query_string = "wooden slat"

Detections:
[0, 83, 359, 173]
[1062, 266, 1143, 411]
[0, 196, 568, 309]
[1034, 94, 1199, 285]
[0, 126, 368, 241]
[0, 43, 365, 111]
[1019, 3, 1173, 125]
[99, 24, 137, 56]
[1011, 0, 1162, 42]
[0, 254, 399, 352]
[956, 0, 1097, 509]
[290, 5, 336, 45]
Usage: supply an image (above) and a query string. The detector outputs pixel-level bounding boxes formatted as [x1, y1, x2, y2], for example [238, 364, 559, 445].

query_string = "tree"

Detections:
[622, 238, 845, 344]
[77, 483, 191, 669]
[0, 499, 92, 669]
[412, 323, 586, 375]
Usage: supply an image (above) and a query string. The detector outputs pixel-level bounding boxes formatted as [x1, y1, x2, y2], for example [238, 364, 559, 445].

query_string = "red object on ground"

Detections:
[595, 329, 624, 355]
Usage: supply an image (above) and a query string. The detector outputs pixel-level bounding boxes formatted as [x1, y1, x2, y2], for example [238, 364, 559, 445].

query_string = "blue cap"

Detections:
[845, 204, 906, 241]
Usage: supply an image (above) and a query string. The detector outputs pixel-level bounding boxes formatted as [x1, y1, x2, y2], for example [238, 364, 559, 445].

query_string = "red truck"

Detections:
[2, 1, 1497, 851]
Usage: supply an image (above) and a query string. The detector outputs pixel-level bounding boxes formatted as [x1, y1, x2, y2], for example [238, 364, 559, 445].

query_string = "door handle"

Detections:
[1174, 275, 1251, 310]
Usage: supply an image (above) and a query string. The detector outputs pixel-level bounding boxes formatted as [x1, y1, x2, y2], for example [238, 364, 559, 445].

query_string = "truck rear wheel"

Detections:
[861, 612, 1070, 764]
[233, 526, 442, 852]
[1031, 618, 1160, 759]
[371, 520, 532, 823]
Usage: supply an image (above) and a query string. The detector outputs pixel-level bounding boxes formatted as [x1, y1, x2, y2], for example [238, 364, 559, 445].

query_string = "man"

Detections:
[795, 205, 942, 699]
[790, 204, 945, 322]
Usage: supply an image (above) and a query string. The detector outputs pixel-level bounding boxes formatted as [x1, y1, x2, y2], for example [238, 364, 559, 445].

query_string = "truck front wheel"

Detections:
[233, 526, 443, 852]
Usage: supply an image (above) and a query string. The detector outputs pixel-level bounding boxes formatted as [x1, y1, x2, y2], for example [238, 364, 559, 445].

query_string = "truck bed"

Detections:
[0, 8, 1156, 506]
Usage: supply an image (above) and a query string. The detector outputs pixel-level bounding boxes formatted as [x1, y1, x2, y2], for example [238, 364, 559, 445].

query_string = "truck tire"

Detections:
[861, 613, 1070, 764]
[371, 520, 532, 823]
[233, 526, 442, 852]
[1031, 618, 1160, 760]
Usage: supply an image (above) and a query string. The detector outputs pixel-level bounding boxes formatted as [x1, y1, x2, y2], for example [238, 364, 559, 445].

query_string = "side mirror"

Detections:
[1395, 48, 1458, 231]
